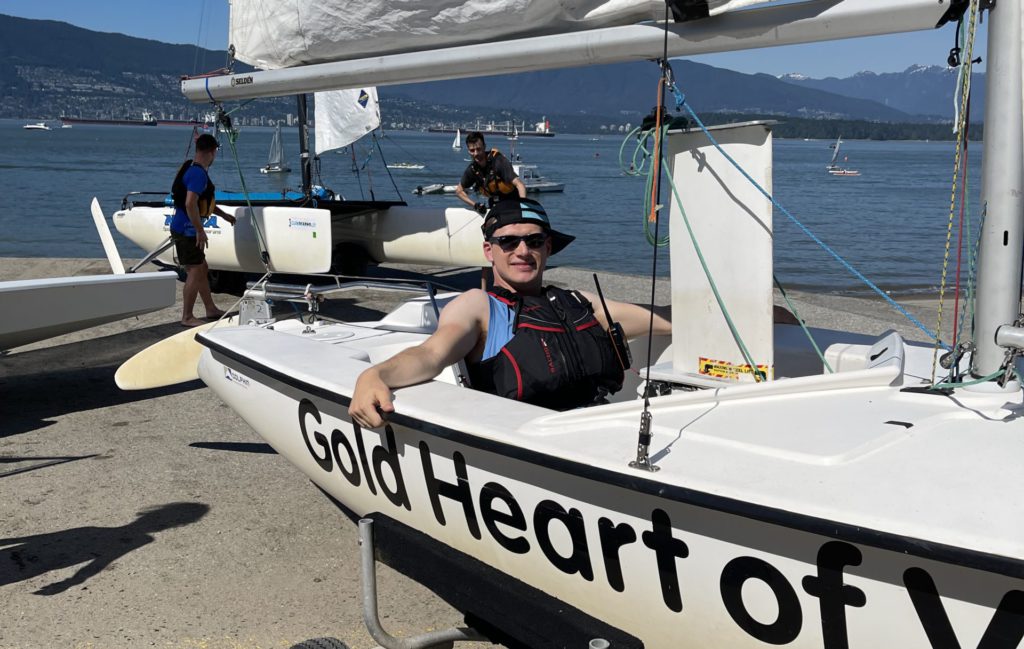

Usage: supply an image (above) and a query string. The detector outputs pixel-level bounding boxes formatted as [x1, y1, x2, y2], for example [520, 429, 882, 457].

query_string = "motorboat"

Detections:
[23, 122, 50, 131]
[514, 163, 565, 193]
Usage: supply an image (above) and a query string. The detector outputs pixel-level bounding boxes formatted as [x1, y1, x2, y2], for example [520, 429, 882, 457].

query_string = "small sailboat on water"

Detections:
[826, 135, 860, 176]
[260, 124, 291, 174]
[452, 127, 461, 152]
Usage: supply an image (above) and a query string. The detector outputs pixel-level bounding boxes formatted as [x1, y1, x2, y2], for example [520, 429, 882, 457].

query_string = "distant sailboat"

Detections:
[452, 128, 461, 152]
[826, 135, 860, 176]
[260, 124, 291, 174]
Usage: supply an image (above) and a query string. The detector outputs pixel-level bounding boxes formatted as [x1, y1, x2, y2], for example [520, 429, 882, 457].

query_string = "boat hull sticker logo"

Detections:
[224, 366, 250, 388]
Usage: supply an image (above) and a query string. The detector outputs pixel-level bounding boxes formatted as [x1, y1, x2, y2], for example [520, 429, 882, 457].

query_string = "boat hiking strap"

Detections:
[933, 0, 982, 384]
[216, 104, 272, 271]
[664, 79, 942, 347]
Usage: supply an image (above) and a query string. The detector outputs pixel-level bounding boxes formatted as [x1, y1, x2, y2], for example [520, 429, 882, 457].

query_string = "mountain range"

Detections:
[0, 13, 982, 130]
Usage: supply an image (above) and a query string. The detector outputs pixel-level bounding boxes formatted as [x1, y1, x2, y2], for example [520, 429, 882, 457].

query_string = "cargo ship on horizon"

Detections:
[427, 117, 555, 137]
[59, 111, 215, 128]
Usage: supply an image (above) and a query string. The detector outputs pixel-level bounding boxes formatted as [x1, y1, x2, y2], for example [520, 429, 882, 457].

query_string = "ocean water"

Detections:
[0, 119, 981, 295]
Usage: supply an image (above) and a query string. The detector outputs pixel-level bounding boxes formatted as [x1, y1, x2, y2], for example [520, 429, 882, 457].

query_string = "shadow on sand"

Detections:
[0, 321, 208, 438]
[0, 502, 209, 595]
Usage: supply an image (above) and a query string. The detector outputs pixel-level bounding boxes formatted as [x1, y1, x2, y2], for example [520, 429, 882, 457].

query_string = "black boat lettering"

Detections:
[479, 481, 530, 554]
[298, 398, 333, 472]
[904, 567, 1024, 649]
[419, 441, 482, 539]
[534, 499, 594, 581]
[598, 516, 638, 593]
[802, 541, 866, 649]
[294, 400, 1020, 641]
[643, 508, 690, 613]
[721, 556, 803, 644]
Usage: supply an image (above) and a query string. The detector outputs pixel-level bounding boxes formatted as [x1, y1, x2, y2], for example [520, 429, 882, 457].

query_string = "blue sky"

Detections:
[1, 0, 985, 79]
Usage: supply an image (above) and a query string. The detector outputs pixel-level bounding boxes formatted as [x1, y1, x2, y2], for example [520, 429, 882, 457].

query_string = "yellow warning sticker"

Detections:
[698, 357, 772, 381]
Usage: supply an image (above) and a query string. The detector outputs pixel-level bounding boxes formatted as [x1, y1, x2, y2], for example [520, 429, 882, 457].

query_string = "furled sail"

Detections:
[229, 0, 780, 70]
[313, 88, 381, 154]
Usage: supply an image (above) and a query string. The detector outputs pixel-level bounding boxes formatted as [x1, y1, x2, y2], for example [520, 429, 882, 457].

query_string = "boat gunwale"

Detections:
[199, 334, 1024, 580]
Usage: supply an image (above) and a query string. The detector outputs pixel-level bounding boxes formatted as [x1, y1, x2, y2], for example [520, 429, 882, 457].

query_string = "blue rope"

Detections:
[669, 84, 940, 344]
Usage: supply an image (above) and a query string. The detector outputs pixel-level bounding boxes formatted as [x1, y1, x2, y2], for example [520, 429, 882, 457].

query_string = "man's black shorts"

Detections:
[172, 231, 205, 266]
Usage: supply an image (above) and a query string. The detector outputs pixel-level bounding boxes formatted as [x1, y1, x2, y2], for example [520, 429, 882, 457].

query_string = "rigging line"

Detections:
[219, 110, 272, 270]
[774, 275, 833, 373]
[373, 131, 403, 202]
[933, 0, 979, 382]
[191, 0, 207, 77]
[952, 102, 972, 348]
[641, 6, 672, 417]
[957, 204, 984, 347]
[674, 96, 940, 345]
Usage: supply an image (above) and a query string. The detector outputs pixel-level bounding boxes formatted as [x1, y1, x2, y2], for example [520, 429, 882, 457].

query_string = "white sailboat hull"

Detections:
[113, 204, 487, 272]
[0, 272, 176, 351]
[197, 321, 1024, 648]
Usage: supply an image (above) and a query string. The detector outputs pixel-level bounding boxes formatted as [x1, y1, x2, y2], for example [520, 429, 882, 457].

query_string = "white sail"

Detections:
[229, 0, 780, 70]
[267, 125, 284, 167]
[828, 136, 842, 167]
[186, 1, 950, 103]
[313, 87, 381, 154]
[453, 128, 461, 151]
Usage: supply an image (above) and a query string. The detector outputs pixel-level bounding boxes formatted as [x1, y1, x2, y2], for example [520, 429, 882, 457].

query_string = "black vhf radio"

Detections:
[592, 274, 632, 370]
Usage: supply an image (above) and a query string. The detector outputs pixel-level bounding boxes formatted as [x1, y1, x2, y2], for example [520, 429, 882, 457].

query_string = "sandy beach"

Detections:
[0, 257, 952, 649]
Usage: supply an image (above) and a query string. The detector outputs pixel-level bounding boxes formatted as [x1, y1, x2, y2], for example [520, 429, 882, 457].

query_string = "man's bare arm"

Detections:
[513, 177, 527, 198]
[579, 290, 671, 339]
[349, 290, 487, 428]
[454, 184, 477, 209]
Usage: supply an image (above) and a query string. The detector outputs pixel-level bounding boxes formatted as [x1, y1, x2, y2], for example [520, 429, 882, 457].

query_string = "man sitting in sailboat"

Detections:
[350, 198, 672, 427]
[455, 131, 527, 215]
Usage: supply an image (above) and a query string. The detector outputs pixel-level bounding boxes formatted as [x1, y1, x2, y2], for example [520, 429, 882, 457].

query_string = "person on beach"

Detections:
[455, 131, 527, 215]
[349, 198, 672, 428]
[169, 133, 236, 327]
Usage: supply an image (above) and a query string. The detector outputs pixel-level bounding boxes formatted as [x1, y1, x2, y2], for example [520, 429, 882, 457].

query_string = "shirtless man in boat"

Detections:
[349, 198, 672, 428]
[455, 131, 527, 215]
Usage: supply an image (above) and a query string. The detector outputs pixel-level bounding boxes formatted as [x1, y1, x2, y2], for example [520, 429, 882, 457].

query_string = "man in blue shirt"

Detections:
[169, 133, 236, 326]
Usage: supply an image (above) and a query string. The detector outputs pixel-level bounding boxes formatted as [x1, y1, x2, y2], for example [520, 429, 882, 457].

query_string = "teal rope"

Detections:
[774, 275, 834, 373]
[933, 368, 1005, 389]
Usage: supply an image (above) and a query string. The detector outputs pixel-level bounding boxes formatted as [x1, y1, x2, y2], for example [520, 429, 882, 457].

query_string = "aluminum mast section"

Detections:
[972, 1, 1024, 376]
[182, 0, 949, 102]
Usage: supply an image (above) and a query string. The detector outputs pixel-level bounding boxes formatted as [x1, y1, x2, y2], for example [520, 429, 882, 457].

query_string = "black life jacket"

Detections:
[171, 160, 216, 217]
[468, 286, 624, 410]
[470, 149, 517, 200]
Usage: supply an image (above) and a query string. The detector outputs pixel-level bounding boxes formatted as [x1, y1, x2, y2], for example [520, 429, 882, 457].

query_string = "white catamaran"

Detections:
[134, 1, 1024, 647]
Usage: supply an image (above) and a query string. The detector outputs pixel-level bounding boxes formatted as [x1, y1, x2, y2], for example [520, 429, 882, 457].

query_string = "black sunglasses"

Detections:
[490, 232, 549, 252]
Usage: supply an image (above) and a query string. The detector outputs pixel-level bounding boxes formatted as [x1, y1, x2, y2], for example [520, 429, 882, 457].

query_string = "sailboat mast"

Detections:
[296, 94, 312, 196]
[972, 1, 1023, 376]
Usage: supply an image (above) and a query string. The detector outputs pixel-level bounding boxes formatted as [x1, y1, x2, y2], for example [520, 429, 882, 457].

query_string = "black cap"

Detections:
[481, 198, 575, 255]
[195, 133, 219, 151]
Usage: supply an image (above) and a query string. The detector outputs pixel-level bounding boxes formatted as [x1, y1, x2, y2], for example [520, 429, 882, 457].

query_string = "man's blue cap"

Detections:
[481, 198, 575, 255]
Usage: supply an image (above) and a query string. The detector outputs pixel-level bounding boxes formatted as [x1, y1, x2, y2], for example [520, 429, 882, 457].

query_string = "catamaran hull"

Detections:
[0, 272, 176, 351]
[113, 205, 486, 273]
[198, 346, 1024, 649]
